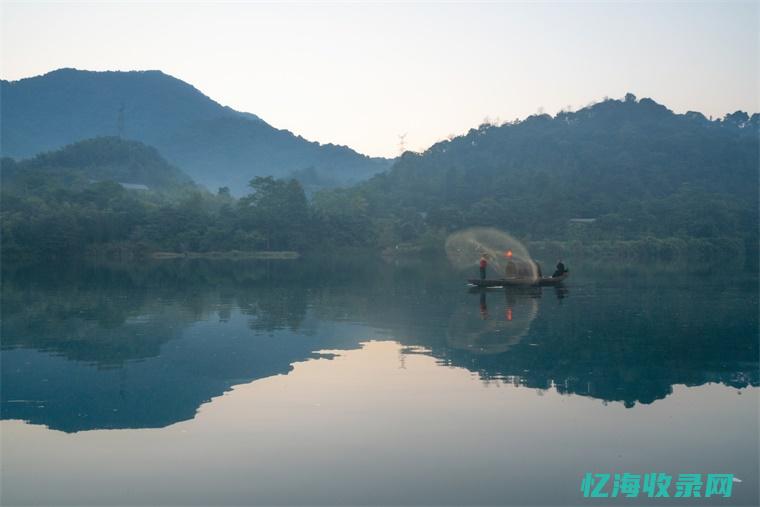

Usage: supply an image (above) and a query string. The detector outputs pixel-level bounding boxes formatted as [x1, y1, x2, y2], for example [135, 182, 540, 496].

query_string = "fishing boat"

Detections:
[467, 273, 569, 288]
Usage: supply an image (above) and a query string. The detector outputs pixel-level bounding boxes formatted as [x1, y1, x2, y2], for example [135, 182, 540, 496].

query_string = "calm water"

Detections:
[1, 258, 758, 506]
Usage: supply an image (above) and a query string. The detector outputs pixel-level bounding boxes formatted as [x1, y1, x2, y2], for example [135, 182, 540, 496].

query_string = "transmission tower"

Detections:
[398, 133, 407, 155]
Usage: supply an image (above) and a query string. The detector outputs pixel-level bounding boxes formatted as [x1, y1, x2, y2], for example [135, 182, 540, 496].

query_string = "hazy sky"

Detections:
[2, 1, 758, 157]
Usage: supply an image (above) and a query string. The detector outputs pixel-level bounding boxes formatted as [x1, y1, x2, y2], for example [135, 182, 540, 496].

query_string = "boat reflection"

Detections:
[446, 288, 544, 355]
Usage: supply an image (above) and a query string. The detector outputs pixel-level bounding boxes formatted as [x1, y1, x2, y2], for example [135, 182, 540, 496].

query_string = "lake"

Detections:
[1, 257, 758, 506]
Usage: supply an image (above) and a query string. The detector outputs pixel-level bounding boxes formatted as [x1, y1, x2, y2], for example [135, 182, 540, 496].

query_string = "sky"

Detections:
[1, 1, 758, 158]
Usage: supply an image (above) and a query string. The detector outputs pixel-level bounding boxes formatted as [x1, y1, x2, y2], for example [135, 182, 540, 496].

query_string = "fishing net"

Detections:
[445, 227, 539, 280]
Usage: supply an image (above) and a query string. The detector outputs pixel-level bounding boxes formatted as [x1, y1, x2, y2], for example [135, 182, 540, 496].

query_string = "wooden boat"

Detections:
[467, 273, 569, 288]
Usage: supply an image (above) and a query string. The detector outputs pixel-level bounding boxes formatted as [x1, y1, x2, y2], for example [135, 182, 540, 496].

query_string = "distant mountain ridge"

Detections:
[1, 68, 392, 194]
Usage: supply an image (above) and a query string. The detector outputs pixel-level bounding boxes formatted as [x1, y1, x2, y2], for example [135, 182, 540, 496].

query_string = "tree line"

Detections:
[1, 95, 757, 263]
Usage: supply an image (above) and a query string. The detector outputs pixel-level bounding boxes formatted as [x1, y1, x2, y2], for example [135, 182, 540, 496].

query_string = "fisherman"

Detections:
[479, 253, 488, 280]
[553, 259, 567, 278]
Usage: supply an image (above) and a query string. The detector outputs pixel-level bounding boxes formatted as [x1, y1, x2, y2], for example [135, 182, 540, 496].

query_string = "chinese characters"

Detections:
[581, 473, 734, 499]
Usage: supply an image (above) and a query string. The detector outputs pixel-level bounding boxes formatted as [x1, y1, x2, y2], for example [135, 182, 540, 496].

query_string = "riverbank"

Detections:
[151, 250, 299, 260]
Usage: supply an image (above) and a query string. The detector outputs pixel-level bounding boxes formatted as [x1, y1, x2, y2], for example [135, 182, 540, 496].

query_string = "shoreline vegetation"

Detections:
[61, 235, 753, 271]
[1, 229, 755, 269]
[527, 236, 754, 265]
[381, 235, 755, 267]
[151, 250, 299, 260]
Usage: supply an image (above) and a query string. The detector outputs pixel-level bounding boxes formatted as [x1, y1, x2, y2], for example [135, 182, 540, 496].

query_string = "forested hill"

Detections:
[1, 137, 195, 192]
[360, 94, 759, 244]
[1, 69, 391, 194]
[1, 93, 758, 262]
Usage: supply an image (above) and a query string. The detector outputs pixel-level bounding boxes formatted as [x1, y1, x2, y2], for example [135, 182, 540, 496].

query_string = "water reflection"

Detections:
[5, 341, 756, 506]
[1, 259, 758, 433]
[446, 289, 539, 354]
[430, 279, 758, 408]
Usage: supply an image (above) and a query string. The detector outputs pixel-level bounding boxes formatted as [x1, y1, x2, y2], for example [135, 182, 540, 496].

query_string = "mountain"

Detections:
[1, 68, 392, 194]
[1, 137, 196, 192]
[359, 94, 759, 245]
[2, 91, 757, 262]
